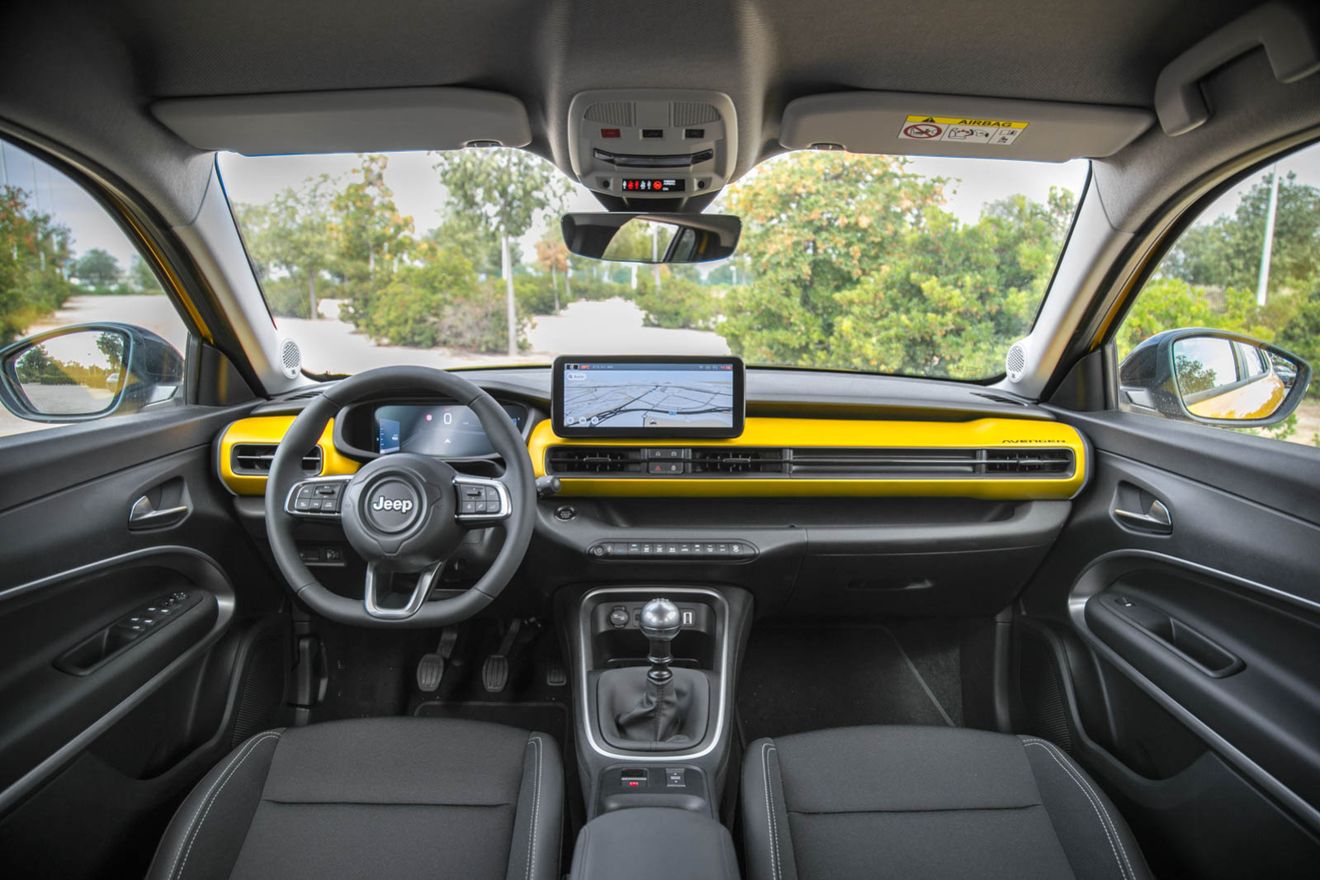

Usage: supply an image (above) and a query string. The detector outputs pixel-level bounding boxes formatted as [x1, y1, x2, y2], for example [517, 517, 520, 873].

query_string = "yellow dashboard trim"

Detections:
[528, 417, 1088, 500]
[217, 416, 360, 496]
[215, 413, 1088, 501]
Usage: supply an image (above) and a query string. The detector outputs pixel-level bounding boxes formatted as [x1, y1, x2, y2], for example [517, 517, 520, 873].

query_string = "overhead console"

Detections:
[567, 89, 737, 204]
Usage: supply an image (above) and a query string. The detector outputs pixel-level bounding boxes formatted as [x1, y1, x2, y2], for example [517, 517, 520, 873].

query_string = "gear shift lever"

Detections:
[640, 598, 681, 687]
[606, 597, 706, 747]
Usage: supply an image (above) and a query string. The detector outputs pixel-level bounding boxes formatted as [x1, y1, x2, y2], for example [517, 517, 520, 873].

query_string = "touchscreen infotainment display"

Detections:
[552, 356, 744, 438]
[375, 403, 526, 457]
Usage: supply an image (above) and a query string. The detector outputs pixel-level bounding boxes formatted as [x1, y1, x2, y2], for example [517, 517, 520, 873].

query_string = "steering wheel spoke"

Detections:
[453, 475, 513, 525]
[363, 559, 446, 620]
[284, 475, 352, 520]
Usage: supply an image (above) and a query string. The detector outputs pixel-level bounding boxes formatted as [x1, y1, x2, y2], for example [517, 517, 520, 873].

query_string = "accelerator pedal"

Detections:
[416, 627, 459, 693]
[545, 660, 567, 687]
[482, 619, 523, 694]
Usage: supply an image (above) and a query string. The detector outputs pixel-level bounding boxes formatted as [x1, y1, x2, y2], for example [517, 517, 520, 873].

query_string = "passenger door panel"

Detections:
[1019, 409, 1320, 877]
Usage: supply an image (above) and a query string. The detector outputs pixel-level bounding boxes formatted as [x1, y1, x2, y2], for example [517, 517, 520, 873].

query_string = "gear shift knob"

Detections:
[640, 598, 681, 686]
[640, 598, 681, 640]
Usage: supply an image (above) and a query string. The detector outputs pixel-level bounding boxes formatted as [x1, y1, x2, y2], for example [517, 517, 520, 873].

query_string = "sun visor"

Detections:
[152, 87, 532, 155]
[779, 92, 1153, 162]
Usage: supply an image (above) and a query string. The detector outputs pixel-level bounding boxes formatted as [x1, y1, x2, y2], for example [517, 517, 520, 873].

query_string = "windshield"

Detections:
[218, 149, 1087, 379]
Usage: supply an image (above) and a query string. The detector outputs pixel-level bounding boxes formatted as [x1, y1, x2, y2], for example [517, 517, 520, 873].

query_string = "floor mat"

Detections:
[737, 623, 960, 742]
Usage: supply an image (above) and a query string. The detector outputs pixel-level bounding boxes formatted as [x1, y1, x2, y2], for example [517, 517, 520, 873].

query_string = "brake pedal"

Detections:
[416, 627, 459, 693]
[482, 619, 523, 694]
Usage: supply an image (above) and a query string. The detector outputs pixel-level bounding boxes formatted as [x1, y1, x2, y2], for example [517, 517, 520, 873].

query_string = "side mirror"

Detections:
[0, 323, 184, 424]
[561, 213, 740, 264]
[1118, 328, 1311, 427]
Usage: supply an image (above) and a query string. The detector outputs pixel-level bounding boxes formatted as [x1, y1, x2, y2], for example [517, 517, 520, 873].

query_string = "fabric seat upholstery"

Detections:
[742, 725, 1152, 880]
[147, 717, 562, 880]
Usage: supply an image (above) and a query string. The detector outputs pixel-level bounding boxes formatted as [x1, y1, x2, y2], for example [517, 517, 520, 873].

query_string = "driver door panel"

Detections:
[0, 405, 290, 879]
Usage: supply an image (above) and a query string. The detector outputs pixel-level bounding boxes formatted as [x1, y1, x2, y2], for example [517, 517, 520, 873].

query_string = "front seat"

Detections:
[742, 726, 1152, 880]
[147, 718, 562, 880]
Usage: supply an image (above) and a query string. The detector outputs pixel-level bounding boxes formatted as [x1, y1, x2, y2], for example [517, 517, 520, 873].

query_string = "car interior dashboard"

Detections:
[213, 360, 1090, 621]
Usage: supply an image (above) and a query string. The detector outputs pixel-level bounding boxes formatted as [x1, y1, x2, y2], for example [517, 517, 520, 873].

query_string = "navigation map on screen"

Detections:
[558, 360, 738, 431]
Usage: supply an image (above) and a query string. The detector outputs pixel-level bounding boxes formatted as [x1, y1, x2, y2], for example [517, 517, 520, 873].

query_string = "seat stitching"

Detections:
[525, 734, 542, 880]
[171, 731, 281, 880]
[762, 741, 782, 880]
[1022, 739, 1130, 880]
[1025, 738, 1136, 880]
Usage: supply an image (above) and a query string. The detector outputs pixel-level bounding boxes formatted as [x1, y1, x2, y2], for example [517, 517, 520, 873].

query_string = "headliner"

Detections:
[0, 0, 1291, 227]
[45, 0, 1265, 168]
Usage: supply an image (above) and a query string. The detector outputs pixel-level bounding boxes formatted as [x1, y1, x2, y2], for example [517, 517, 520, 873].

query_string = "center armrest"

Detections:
[569, 807, 740, 880]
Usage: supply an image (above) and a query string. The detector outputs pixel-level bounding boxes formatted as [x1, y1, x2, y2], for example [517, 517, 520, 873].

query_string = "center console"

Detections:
[562, 584, 750, 880]
[563, 584, 751, 818]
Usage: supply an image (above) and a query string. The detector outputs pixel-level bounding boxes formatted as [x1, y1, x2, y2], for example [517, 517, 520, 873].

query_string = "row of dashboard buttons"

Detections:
[589, 541, 757, 559]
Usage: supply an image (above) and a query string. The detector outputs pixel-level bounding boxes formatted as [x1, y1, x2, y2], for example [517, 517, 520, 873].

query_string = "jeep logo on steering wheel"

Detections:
[371, 495, 414, 514]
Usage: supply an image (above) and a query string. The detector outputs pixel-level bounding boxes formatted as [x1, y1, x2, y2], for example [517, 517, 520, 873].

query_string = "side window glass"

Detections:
[1115, 140, 1320, 449]
[0, 138, 189, 438]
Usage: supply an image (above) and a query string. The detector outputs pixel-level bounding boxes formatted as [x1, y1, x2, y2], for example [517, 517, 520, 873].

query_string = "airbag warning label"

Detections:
[898, 115, 1028, 146]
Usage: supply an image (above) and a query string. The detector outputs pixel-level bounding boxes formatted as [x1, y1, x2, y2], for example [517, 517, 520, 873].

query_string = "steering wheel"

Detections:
[264, 366, 536, 627]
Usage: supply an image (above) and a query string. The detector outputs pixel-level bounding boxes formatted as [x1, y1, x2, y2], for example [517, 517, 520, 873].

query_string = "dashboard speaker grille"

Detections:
[671, 101, 720, 127]
[584, 101, 636, 127]
[231, 444, 322, 476]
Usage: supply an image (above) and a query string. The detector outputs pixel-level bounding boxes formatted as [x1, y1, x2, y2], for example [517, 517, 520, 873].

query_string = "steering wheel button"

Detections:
[295, 498, 312, 511]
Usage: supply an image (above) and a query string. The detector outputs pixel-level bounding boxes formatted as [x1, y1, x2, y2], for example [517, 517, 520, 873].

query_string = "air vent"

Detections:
[789, 447, 981, 476]
[671, 101, 720, 127]
[690, 448, 787, 475]
[584, 101, 636, 127]
[983, 449, 1074, 475]
[546, 447, 645, 475]
[231, 444, 323, 476]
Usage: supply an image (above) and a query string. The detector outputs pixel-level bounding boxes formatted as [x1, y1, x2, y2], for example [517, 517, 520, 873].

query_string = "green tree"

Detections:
[235, 176, 339, 319]
[125, 254, 162, 294]
[74, 248, 121, 293]
[1163, 173, 1320, 298]
[717, 151, 1070, 377]
[432, 150, 570, 355]
[0, 185, 75, 343]
[535, 229, 570, 312]
[332, 155, 414, 329]
[366, 242, 507, 350]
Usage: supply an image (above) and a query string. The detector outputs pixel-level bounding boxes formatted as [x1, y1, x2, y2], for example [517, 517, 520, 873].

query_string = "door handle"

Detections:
[128, 495, 190, 530]
[1112, 498, 1172, 534]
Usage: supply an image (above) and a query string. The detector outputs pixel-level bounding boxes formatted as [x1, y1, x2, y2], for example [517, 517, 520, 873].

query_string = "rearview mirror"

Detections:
[0, 323, 184, 423]
[1118, 328, 1311, 427]
[561, 213, 740, 264]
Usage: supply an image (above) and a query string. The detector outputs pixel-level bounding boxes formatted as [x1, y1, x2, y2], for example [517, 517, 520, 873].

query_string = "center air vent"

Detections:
[789, 448, 980, 476]
[546, 447, 645, 475]
[231, 444, 323, 476]
[690, 448, 786, 475]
